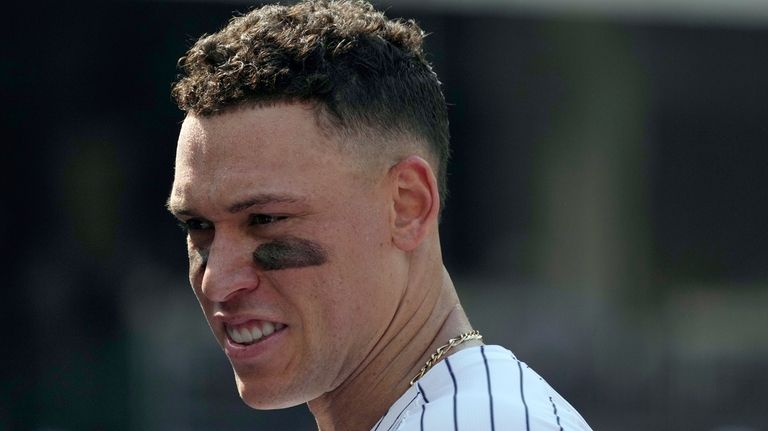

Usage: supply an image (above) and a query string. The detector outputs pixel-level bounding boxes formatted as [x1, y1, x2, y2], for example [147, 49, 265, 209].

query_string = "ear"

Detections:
[388, 155, 440, 251]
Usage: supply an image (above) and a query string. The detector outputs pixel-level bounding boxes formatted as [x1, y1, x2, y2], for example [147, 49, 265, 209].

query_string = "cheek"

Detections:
[187, 241, 208, 274]
[187, 244, 208, 284]
[332, 227, 402, 322]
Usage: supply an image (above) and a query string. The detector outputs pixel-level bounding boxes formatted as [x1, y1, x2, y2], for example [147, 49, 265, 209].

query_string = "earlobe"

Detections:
[389, 156, 440, 251]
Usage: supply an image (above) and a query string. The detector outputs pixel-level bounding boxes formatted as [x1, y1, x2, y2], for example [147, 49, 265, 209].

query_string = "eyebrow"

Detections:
[226, 194, 303, 213]
[166, 193, 304, 217]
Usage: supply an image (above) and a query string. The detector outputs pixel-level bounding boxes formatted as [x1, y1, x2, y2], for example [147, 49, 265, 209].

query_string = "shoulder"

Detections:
[394, 345, 592, 431]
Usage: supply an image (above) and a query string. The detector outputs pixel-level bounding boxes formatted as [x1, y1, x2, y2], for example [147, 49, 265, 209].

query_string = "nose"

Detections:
[200, 231, 260, 302]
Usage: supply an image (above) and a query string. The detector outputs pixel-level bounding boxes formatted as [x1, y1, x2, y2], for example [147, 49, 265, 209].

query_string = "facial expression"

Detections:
[168, 103, 406, 408]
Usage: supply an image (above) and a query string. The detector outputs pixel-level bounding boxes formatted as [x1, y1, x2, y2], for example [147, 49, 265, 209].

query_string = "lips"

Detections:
[225, 319, 286, 345]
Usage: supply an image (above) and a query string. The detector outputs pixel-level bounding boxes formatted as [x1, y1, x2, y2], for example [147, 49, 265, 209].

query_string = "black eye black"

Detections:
[250, 214, 286, 225]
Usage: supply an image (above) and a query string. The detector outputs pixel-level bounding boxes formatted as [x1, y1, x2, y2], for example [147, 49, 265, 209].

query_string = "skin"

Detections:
[168, 102, 479, 431]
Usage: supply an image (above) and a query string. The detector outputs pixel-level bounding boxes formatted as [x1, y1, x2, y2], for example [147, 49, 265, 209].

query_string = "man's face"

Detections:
[169, 103, 405, 408]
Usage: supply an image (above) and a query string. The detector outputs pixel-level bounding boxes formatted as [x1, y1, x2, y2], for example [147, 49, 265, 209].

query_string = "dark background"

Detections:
[4, 1, 768, 430]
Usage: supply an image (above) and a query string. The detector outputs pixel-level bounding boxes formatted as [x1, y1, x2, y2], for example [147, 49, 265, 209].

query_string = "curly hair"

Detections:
[171, 0, 450, 205]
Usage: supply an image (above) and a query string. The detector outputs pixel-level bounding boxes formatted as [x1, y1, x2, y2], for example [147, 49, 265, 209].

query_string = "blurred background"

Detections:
[4, 0, 768, 429]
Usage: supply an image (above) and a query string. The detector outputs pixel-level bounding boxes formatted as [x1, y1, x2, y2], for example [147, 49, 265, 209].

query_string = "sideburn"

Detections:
[253, 237, 328, 270]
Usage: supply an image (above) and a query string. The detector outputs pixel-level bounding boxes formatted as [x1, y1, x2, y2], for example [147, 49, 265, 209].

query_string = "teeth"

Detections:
[262, 321, 275, 336]
[239, 328, 253, 344]
[251, 326, 263, 341]
[229, 326, 243, 343]
[227, 321, 285, 345]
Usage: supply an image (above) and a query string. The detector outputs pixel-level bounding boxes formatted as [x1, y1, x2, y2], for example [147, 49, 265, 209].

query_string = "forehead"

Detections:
[177, 103, 329, 166]
[170, 103, 361, 213]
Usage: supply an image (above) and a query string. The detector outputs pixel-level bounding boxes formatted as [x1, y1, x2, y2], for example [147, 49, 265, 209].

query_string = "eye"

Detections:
[249, 214, 287, 225]
[178, 218, 214, 232]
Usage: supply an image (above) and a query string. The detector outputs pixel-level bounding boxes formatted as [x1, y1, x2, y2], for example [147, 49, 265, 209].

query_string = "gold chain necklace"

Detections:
[409, 329, 483, 386]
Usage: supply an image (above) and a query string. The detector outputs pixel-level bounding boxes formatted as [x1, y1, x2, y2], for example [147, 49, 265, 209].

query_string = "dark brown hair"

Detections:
[172, 0, 450, 204]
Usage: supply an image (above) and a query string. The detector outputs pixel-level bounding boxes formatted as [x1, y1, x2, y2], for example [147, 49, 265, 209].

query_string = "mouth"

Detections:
[225, 320, 287, 346]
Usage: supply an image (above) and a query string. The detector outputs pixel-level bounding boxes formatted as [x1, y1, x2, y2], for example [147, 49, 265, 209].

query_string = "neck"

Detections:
[308, 258, 477, 431]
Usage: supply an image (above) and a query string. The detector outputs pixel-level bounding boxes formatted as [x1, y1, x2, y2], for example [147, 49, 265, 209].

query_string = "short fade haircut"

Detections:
[171, 0, 450, 205]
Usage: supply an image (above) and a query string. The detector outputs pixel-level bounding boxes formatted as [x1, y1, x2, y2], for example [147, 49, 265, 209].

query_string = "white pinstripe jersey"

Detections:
[371, 345, 592, 431]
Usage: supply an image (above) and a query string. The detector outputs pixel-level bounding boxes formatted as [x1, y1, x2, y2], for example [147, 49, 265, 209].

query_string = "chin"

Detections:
[235, 371, 310, 410]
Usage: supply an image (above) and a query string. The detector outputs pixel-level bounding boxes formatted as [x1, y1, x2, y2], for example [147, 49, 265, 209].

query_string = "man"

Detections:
[167, 1, 592, 429]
